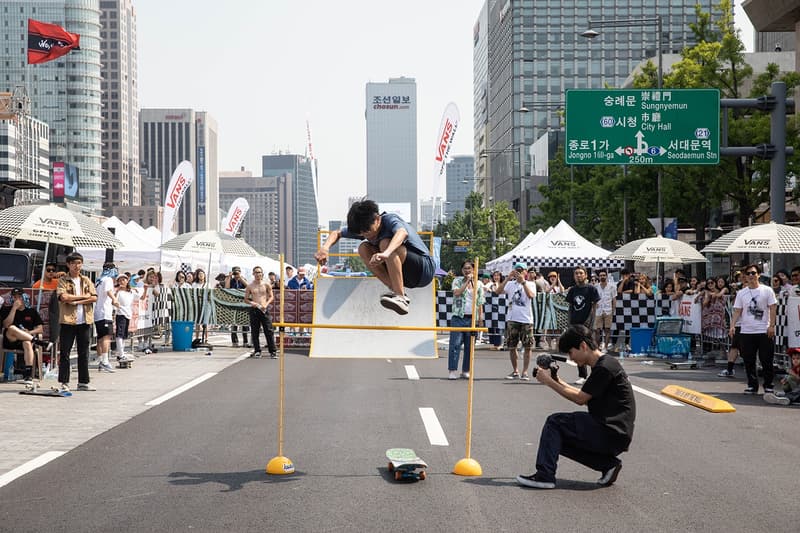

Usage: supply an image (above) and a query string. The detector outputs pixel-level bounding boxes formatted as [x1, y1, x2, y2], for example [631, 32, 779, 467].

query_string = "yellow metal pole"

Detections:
[453, 257, 482, 476]
[266, 253, 295, 475]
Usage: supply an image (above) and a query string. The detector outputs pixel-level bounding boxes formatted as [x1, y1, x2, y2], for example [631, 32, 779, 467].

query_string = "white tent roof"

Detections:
[485, 228, 547, 273]
[507, 220, 624, 271]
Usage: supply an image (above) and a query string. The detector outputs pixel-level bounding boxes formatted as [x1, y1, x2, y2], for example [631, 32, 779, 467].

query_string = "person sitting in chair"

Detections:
[2, 288, 52, 387]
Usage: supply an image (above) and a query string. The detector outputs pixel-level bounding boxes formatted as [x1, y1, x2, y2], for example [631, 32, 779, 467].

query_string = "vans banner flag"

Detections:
[162, 161, 194, 242]
[27, 19, 80, 65]
[432, 102, 460, 198]
[221, 198, 250, 236]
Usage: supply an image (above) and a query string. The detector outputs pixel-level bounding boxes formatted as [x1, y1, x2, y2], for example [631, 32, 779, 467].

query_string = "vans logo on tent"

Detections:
[195, 241, 216, 249]
[550, 240, 577, 248]
[38, 217, 70, 229]
[744, 239, 771, 246]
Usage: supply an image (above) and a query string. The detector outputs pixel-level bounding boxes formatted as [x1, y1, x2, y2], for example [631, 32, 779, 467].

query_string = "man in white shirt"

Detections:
[495, 262, 537, 380]
[593, 270, 616, 351]
[93, 262, 119, 373]
[729, 263, 777, 395]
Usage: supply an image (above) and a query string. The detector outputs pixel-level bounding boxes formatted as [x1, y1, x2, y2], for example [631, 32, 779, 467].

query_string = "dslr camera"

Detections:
[532, 353, 568, 380]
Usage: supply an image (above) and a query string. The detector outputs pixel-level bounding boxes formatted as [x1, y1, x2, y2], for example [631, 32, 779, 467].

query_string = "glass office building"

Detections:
[477, 1, 717, 228]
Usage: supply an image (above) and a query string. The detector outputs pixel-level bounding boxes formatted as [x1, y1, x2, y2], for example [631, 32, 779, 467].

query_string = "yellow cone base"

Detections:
[661, 384, 736, 413]
[452, 457, 482, 476]
[266, 455, 296, 475]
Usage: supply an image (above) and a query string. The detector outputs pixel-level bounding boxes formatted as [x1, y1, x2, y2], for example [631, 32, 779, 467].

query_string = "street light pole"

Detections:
[581, 15, 664, 235]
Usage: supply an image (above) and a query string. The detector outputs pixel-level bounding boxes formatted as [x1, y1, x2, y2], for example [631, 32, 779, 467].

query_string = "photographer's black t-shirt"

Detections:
[582, 355, 636, 449]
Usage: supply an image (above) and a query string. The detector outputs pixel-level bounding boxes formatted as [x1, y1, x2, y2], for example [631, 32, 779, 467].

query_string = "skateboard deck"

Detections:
[20, 385, 72, 397]
[665, 361, 697, 370]
[118, 359, 133, 369]
[386, 448, 427, 481]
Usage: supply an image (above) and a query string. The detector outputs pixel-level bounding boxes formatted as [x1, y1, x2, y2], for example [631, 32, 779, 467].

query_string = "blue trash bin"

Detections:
[171, 321, 195, 351]
[630, 327, 654, 355]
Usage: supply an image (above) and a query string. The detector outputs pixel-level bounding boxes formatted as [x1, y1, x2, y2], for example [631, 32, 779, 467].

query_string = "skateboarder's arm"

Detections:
[380, 227, 408, 258]
[316, 230, 341, 265]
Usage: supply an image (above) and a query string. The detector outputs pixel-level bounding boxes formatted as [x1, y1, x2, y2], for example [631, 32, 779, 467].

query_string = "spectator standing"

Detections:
[729, 264, 777, 395]
[56, 252, 97, 392]
[486, 271, 505, 351]
[284, 266, 295, 288]
[93, 262, 118, 373]
[288, 267, 314, 290]
[172, 271, 189, 289]
[1, 288, 52, 387]
[138, 270, 162, 354]
[447, 260, 485, 380]
[529, 267, 548, 349]
[32, 262, 63, 290]
[192, 269, 210, 344]
[566, 266, 600, 385]
[546, 271, 565, 294]
[616, 269, 636, 295]
[495, 263, 536, 380]
[113, 273, 135, 363]
[593, 270, 616, 351]
[244, 266, 277, 358]
[633, 273, 653, 297]
[226, 266, 250, 348]
[268, 272, 280, 290]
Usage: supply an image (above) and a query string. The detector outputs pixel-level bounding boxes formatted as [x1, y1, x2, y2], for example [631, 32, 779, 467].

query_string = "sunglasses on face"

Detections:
[46, 268, 56, 273]
[745, 271, 758, 276]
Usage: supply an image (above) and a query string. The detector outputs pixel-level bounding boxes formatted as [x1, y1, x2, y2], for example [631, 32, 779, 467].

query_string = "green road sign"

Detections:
[565, 89, 720, 165]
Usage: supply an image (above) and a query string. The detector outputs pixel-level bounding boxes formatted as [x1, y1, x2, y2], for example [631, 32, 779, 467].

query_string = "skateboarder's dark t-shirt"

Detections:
[341, 212, 435, 288]
[581, 355, 636, 451]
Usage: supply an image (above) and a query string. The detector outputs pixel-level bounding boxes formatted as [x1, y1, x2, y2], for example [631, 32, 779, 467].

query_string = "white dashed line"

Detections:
[404, 365, 420, 380]
[419, 407, 449, 446]
[632, 384, 683, 406]
[145, 372, 217, 406]
[0, 451, 65, 489]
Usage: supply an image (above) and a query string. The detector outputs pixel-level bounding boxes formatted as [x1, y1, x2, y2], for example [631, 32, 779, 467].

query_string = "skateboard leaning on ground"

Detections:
[665, 360, 697, 370]
[386, 448, 427, 481]
[117, 358, 133, 369]
[19, 383, 72, 397]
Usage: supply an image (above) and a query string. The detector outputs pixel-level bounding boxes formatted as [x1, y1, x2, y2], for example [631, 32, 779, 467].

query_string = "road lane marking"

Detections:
[419, 407, 449, 446]
[145, 372, 217, 406]
[0, 451, 65, 489]
[632, 384, 683, 406]
[234, 352, 253, 363]
[405, 365, 420, 380]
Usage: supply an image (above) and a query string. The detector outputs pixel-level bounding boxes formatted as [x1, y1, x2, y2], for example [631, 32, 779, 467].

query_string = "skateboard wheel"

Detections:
[418, 470, 426, 481]
[394, 471, 402, 481]
[388, 462, 394, 472]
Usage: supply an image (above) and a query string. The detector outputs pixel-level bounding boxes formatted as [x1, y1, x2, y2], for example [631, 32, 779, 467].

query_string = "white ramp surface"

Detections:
[309, 277, 438, 358]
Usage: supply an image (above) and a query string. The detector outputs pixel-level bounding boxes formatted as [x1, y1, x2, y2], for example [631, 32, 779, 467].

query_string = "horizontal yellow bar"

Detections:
[273, 322, 487, 333]
[661, 385, 736, 413]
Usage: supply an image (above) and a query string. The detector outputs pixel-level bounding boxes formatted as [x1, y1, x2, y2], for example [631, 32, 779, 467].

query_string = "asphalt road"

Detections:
[0, 348, 796, 532]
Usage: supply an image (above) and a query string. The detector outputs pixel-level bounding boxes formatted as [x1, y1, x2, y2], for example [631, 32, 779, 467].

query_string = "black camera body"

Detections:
[532, 353, 567, 380]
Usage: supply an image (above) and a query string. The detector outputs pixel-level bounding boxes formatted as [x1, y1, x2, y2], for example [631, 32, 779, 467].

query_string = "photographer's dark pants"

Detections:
[58, 323, 92, 385]
[535, 412, 627, 483]
[249, 307, 276, 355]
[739, 332, 774, 390]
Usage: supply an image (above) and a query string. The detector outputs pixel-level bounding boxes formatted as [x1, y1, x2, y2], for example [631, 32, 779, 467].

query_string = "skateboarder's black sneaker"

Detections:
[270, 353, 278, 359]
[598, 462, 622, 486]
[516, 474, 555, 489]
[251, 351, 262, 358]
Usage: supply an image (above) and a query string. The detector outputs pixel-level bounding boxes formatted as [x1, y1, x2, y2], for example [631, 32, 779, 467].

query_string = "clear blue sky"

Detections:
[136, 1, 755, 224]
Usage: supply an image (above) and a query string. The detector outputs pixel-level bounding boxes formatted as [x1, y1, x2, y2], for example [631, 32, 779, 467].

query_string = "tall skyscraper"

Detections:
[100, 0, 139, 213]
[477, 1, 707, 228]
[365, 77, 418, 228]
[262, 154, 319, 266]
[0, 0, 103, 213]
[139, 108, 218, 234]
[445, 155, 475, 220]
[219, 170, 280, 257]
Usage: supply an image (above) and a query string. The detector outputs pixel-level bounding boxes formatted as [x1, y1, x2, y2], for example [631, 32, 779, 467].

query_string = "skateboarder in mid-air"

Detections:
[315, 199, 435, 315]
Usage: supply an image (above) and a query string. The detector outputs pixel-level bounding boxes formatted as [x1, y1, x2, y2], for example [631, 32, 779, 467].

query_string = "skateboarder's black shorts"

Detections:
[402, 251, 435, 289]
[2, 333, 23, 351]
[95, 319, 113, 338]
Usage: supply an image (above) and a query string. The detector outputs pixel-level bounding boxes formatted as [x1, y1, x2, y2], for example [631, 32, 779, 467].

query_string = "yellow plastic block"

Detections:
[452, 457, 482, 476]
[661, 385, 736, 413]
[266, 455, 295, 475]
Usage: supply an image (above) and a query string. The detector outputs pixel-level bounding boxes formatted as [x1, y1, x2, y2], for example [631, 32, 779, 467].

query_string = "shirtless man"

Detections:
[244, 266, 277, 359]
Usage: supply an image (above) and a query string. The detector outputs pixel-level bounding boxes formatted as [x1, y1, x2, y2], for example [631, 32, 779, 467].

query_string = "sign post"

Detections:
[565, 89, 720, 166]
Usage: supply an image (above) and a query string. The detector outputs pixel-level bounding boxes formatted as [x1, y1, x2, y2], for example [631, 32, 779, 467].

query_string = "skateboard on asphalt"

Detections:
[117, 358, 133, 369]
[665, 361, 697, 370]
[386, 448, 427, 481]
[19, 383, 72, 397]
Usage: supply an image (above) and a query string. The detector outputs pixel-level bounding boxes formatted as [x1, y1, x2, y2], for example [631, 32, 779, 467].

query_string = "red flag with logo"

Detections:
[27, 19, 80, 65]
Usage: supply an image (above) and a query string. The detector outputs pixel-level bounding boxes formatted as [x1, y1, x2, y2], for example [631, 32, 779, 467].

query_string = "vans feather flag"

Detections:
[27, 19, 80, 65]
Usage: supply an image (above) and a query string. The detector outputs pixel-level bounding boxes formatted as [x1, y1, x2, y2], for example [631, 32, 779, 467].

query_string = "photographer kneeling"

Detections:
[517, 324, 636, 489]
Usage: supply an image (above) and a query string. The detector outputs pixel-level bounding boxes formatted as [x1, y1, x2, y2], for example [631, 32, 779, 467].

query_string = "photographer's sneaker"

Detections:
[516, 474, 555, 489]
[598, 463, 622, 486]
[743, 387, 758, 395]
[380, 293, 409, 315]
[764, 392, 791, 406]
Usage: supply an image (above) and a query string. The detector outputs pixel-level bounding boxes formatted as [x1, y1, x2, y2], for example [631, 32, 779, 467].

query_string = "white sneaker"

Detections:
[764, 392, 791, 406]
[448, 370, 458, 380]
[98, 361, 116, 373]
[717, 369, 735, 378]
[380, 293, 409, 315]
[460, 372, 470, 379]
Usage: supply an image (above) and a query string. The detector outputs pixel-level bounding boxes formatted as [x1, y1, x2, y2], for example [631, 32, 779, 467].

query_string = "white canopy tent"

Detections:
[484, 228, 548, 273]
[503, 220, 623, 272]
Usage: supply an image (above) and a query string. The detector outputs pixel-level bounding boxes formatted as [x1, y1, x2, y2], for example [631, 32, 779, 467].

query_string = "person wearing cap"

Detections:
[93, 262, 119, 373]
[226, 266, 250, 347]
[288, 267, 313, 290]
[33, 262, 64, 291]
[56, 252, 98, 392]
[1, 288, 51, 387]
[566, 265, 600, 386]
[315, 198, 435, 315]
[113, 273, 135, 363]
[494, 262, 536, 380]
